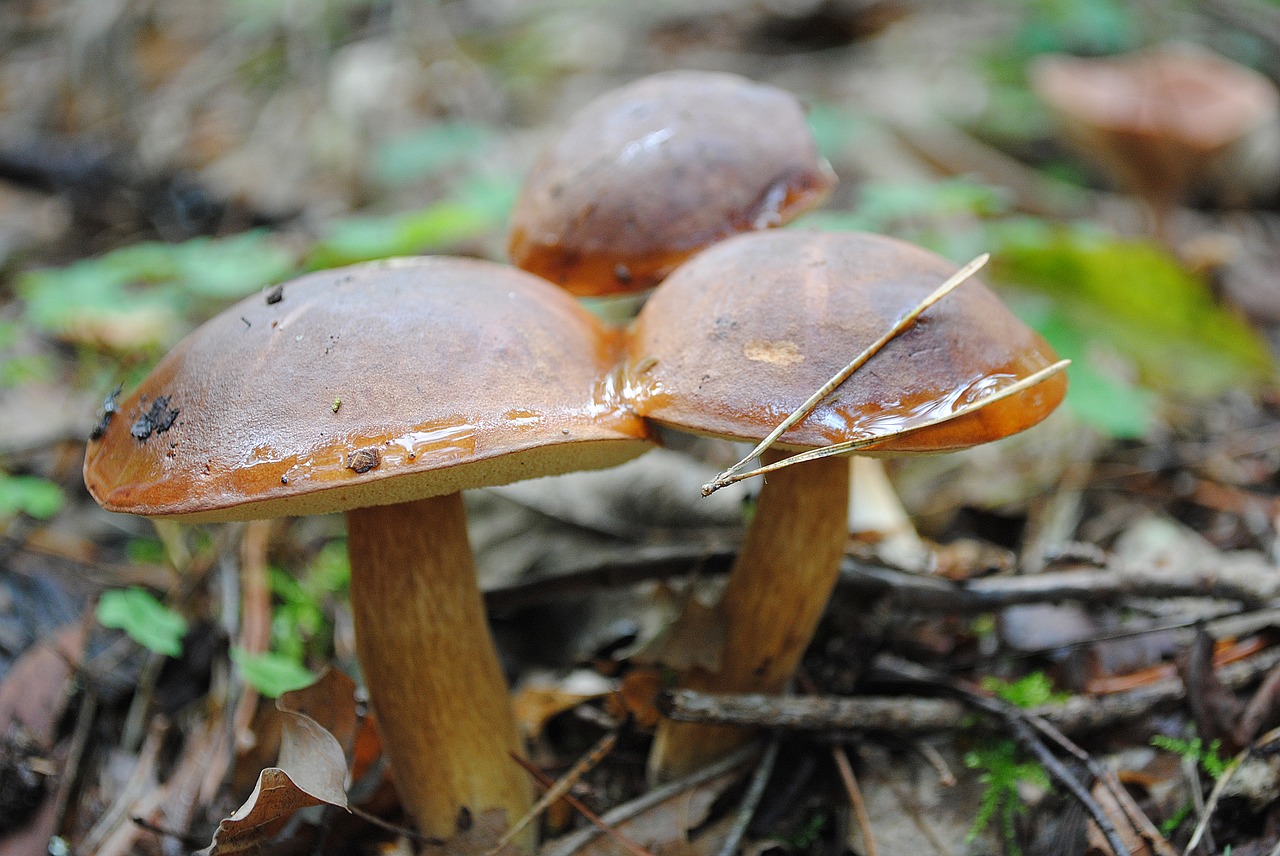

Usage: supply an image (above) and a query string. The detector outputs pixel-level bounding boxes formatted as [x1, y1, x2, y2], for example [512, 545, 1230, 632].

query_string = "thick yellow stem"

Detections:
[348, 494, 533, 850]
[649, 453, 850, 782]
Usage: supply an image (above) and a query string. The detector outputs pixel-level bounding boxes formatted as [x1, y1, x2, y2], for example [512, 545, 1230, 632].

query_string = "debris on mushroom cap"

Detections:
[508, 70, 837, 297]
[83, 257, 653, 522]
[625, 230, 1066, 452]
[1030, 44, 1280, 204]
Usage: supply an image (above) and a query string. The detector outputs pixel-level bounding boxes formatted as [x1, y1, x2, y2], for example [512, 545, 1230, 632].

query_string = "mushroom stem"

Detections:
[347, 494, 534, 849]
[649, 452, 850, 782]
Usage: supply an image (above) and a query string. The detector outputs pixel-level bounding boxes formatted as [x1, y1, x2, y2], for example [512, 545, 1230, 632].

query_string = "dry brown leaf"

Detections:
[632, 593, 726, 674]
[0, 623, 84, 746]
[513, 686, 607, 739]
[278, 668, 359, 755]
[206, 684, 350, 854]
[0, 625, 84, 855]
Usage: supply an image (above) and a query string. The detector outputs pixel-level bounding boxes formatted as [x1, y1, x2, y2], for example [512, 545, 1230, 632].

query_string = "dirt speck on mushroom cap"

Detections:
[84, 257, 652, 522]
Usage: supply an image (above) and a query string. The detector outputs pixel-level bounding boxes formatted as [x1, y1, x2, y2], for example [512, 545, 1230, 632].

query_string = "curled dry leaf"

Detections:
[205, 672, 353, 854]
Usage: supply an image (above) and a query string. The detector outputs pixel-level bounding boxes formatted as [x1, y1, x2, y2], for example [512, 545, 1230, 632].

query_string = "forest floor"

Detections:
[4, 1, 1280, 854]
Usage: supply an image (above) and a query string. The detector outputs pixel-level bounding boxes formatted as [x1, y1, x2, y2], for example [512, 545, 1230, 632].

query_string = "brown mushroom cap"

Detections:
[508, 70, 836, 297]
[625, 230, 1066, 452]
[1030, 45, 1279, 204]
[84, 257, 652, 522]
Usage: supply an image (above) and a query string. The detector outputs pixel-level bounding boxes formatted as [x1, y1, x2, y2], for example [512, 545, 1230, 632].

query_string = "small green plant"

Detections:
[982, 672, 1069, 708]
[268, 541, 350, 664]
[97, 587, 188, 657]
[1151, 734, 1234, 781]
[965, 740, 1048, 853]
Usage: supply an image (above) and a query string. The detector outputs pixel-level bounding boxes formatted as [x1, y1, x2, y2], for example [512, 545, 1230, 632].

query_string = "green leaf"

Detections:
[373, 122, 494, 185]
[0, 474, 65, 519]
[804, 101, 874, 161]
[797, 177, 1011, 236]
[230, 648, 317, 698]
[307, 199, 496, 269]
[170, 231, 296, 299]
[1023, 301, 1155, 439]
[991, 223, 1275, 398]
[0, 354, 57, 387]
[97, 587, 187, 657]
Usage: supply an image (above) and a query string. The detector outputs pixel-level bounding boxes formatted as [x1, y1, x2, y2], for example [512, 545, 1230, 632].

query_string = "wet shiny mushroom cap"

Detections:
[625, 230, 1066, 452]
[84, 257, 652, 522]
[508, 70, 836, 297]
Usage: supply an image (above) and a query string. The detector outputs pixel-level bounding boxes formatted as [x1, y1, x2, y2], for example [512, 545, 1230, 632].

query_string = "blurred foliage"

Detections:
[0, 472, 65, 519]
[965, 740, 1048, 853]
[1151, 734, 1234, 781]
[991, 220, 1274, 396]
[97, 587, 188, 658]
[230, 647, 317, 697]
[372, 122, 498, 187]
[18, 230, 296, 351]
[981, 672, 1068, 708]
[269, 541, 350, 665]
[801, 172, 1275, 440]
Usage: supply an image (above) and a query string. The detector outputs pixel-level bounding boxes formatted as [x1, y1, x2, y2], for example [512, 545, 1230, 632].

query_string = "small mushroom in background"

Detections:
[625, 229, 1067, 781]
[83, 258, 654, 852]
[508, 70, 837, 299]
[1029, 44, 1280, 240]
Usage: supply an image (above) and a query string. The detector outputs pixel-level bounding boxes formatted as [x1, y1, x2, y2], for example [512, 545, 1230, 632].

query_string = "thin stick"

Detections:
[832, 746, 878, 856]
[511, 754, 655, 856]
[488, 732, 618, 856]
[708, 253, 990, 490]
[717, 737, 779, 856]
[704, 359, 1070, 494]
[541, 745, 759, 856]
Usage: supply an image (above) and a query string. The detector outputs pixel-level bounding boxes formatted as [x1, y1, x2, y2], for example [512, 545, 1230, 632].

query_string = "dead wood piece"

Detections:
[484, 549, 1280, 617]
[662, 644, 1280, 737]
[659, 691, 967, 734]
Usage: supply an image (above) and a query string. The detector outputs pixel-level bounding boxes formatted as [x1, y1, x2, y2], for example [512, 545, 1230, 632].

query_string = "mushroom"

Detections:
[83, 257, 653, 850]
[1030, 44, 1280, 238]
[625, 230, 1067, 780]
[508, 70, 836, 298]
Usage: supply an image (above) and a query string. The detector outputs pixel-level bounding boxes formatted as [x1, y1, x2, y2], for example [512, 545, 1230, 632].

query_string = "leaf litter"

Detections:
[8, 1, 1280, 854]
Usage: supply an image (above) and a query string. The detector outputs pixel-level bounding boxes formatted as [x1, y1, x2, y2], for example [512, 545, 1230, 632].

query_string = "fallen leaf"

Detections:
[631, 591, 726, 674]
[205, 679, 350, 854]
[278, 668, 359, 754]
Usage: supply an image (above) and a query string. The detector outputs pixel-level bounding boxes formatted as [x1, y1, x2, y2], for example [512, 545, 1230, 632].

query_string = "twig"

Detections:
[1028, 717, 1175, 855]
[486, 546, 1280, 616]
[541, 744, 759, 856]
[832, 746, 877, 856]
[660, 690, 967, 733]
[489, 732, 618, 856]
[510, 755, 655, 856]
[717, 737, 779, 856]
[50, 688, 98, 850]
[703, 253, 990, 494]
[704, 360, 1070, 492]
[662, 642, 1280, 737]
[914, 740, 956, 788]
